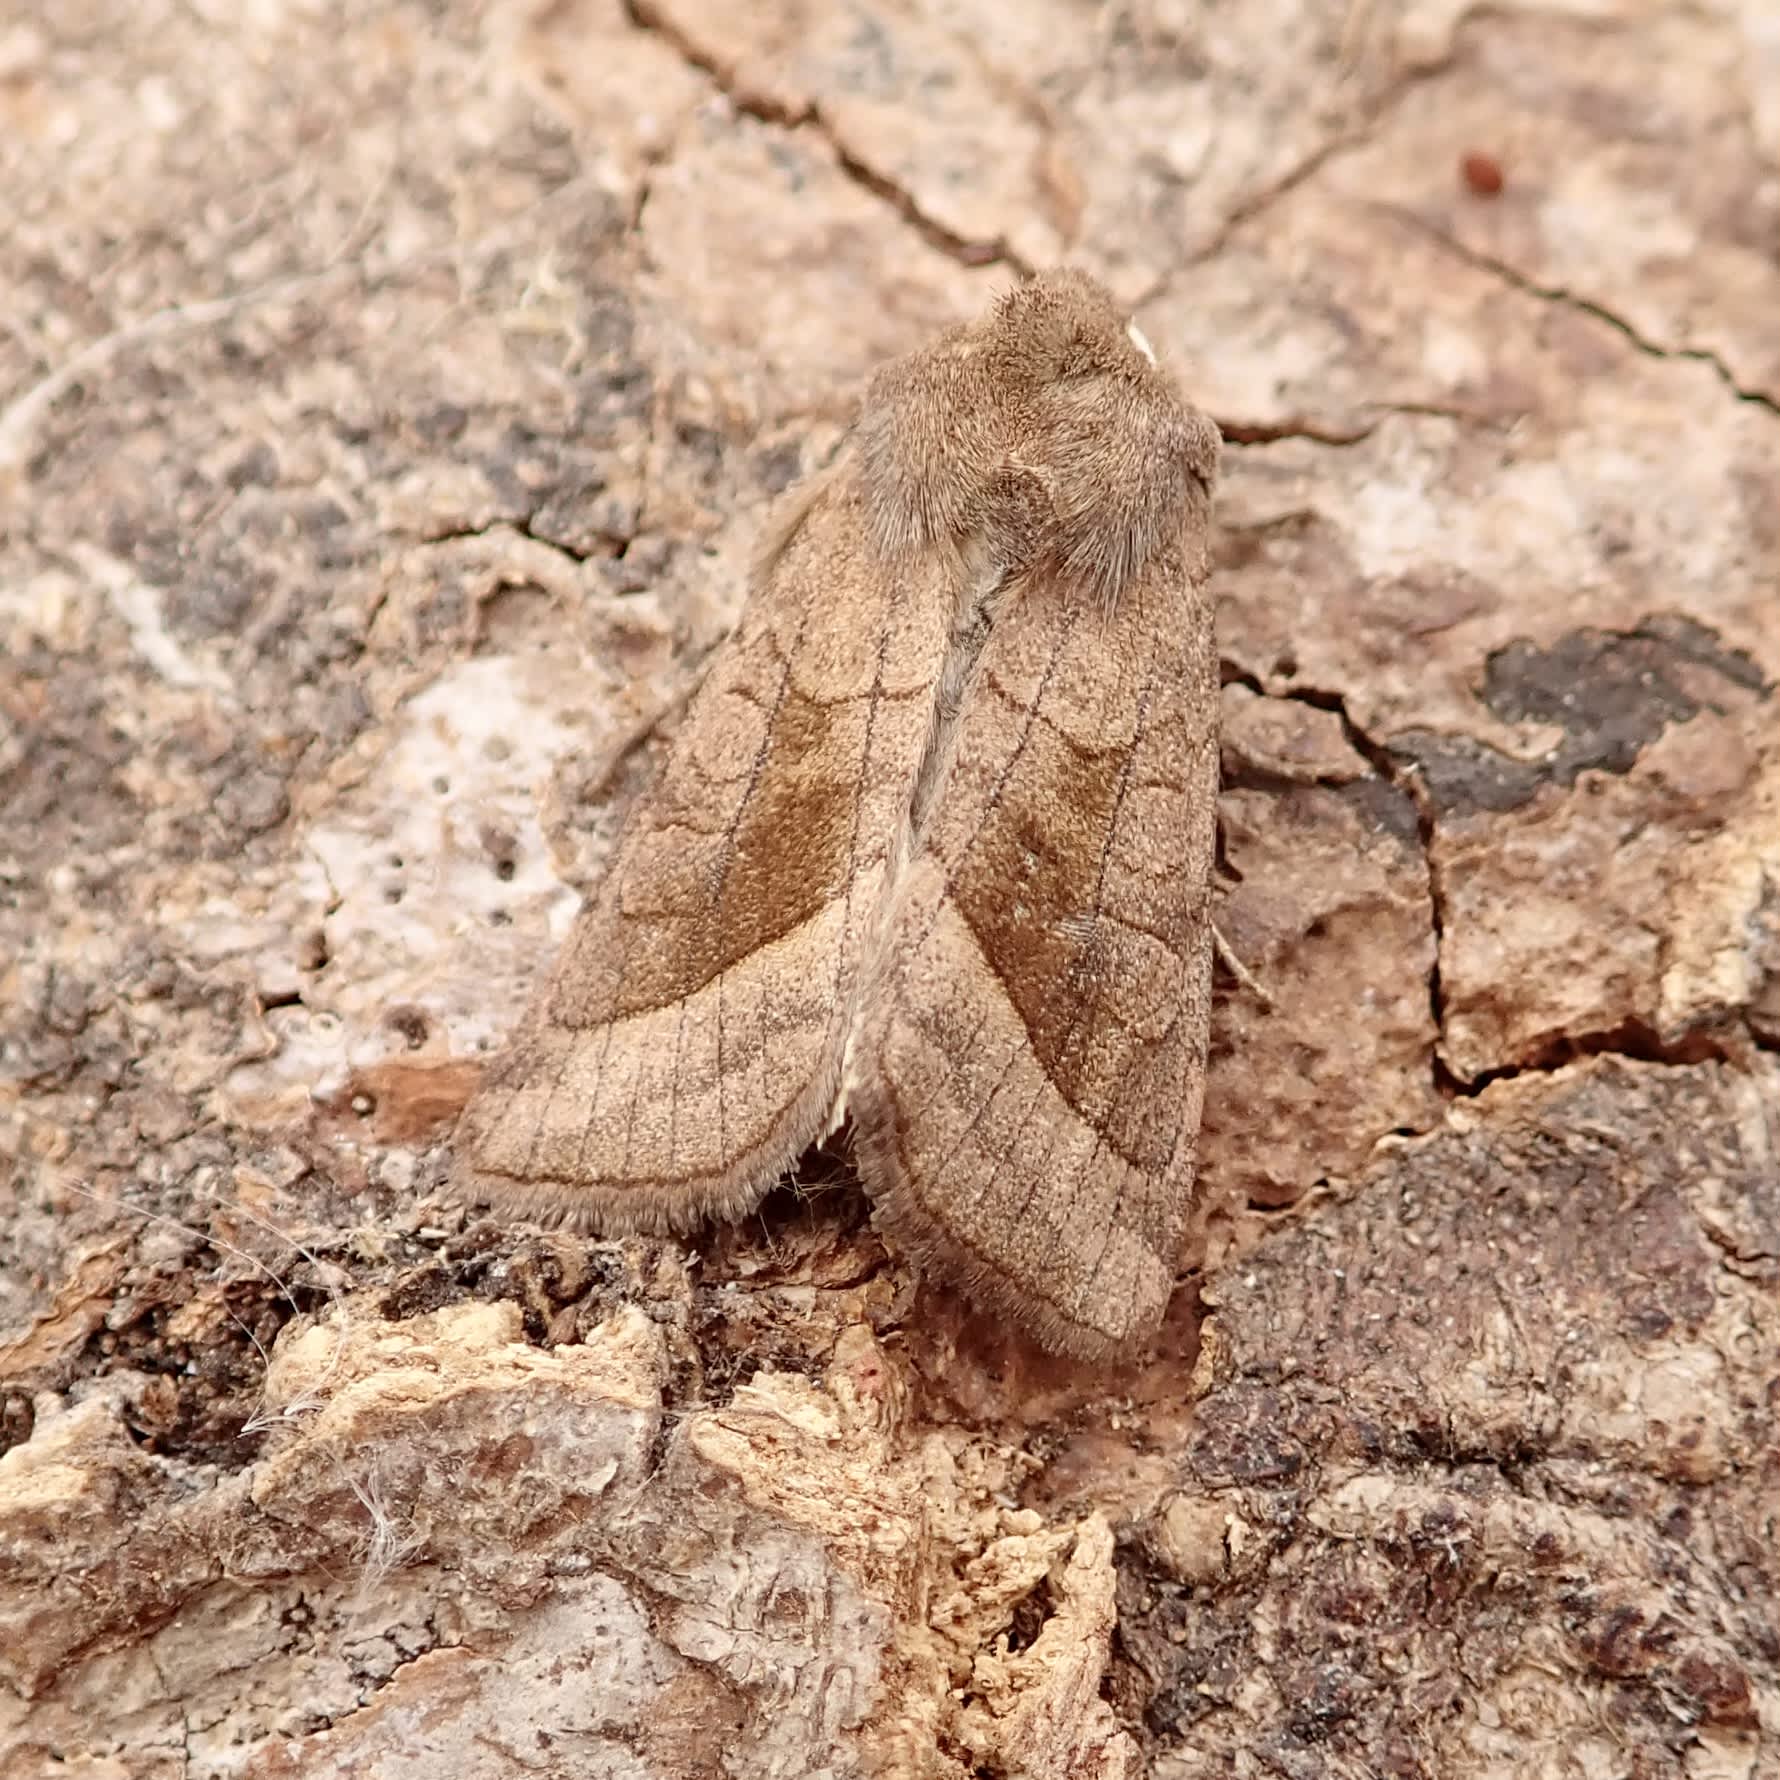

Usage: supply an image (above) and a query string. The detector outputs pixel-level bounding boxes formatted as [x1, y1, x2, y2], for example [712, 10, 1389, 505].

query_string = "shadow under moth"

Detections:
[452, 269, 1221, 1361]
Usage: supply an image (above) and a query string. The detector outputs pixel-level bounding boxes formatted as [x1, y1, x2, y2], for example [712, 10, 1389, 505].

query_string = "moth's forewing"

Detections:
[453, 469, 958, 1233]
[852, 538, 1218, 1360]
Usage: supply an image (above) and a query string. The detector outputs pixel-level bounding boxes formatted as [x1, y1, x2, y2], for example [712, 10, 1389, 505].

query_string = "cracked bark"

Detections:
[3, 1, 1778, 1777]
[1380, 205, 1780, 417]
[623, 0, 1025, 272]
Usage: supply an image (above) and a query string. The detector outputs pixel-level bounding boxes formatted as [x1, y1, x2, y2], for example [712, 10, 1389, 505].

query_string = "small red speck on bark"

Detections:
[1461, 152, 1505, 197]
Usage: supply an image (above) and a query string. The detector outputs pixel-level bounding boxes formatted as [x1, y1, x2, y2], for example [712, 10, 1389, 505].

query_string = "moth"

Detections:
[452, 269, 1221, 1360]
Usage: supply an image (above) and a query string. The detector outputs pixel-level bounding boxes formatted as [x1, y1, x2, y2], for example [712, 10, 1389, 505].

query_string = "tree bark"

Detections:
[2, 2, 1776, 1776]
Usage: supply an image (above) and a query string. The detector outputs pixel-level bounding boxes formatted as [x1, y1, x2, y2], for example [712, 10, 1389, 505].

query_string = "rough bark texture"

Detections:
[2, 3, 1776, 1777]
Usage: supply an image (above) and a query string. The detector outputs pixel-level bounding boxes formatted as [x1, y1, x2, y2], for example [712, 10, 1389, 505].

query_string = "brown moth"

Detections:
[452, 269, 1221, 1360]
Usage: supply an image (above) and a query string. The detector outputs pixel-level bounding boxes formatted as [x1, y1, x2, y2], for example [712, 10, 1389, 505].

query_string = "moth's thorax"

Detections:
[857, 269, 1217, 610]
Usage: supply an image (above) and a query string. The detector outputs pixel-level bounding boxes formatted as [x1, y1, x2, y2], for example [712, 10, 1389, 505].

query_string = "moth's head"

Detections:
[858, 269, 1219, 582]
[980, 269, 1221, 602]
[977, 269, 1158, 388]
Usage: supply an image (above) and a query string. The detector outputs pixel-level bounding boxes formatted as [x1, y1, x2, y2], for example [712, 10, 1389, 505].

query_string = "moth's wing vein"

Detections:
[868, 613, 1073, 1210]
[1013, 661, 1160, 1254]
[714, 964, 728, 1171]
[1070, 707, 1216, 1313]
[898, 622, 1071, 962]
[707, 587, 815, 913]
[844, 623, 894, 951]
[558, 593, 813, 1198]
[665, 992, 690, 1180]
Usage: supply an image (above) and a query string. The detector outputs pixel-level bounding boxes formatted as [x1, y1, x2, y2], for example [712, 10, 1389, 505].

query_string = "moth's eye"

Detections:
[1126, 320, 1158, 365]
